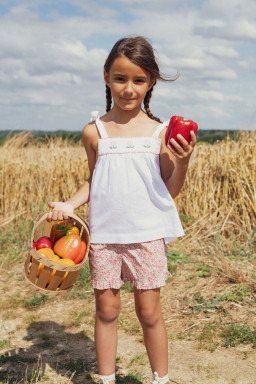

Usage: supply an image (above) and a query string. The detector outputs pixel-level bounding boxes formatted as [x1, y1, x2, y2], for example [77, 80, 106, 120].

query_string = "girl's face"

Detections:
[104, 56, 155, 113]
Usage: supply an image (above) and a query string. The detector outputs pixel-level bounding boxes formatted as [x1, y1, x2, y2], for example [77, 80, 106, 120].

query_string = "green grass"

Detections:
[196, 264, 212, 278]
[128, 354, 148, 367]
[24, 293, 49, 309]
[0, 354, 48, 384]
[197, 321, 256, 351]
[221, 323, 256, 347]
[0, 354, 37, 364]
[166, 249, 192, 277]
[190, 363, 218, 381]
[68, 309, 91, 327]
[167, 250, 191, 263]
[8, 293, 24, 307]
[58, 358, 92, 375]
[116, 373, 145, 383]
[0, 339, 12, 351]
[218, 285, 253, 303]
[122, 281, 134, 292]
[185, 292, 229, 317]
[67, 261, 92, 296]
[197, 323, 219, 352]
[209, 229, 256, 260]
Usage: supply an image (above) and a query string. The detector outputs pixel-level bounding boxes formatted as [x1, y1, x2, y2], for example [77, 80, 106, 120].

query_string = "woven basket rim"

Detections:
[30, 211, 90, 247]
[30, 248, 88, 271]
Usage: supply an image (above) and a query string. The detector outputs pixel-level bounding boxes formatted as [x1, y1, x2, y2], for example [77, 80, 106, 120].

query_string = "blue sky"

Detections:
[0, 0, 256, 131]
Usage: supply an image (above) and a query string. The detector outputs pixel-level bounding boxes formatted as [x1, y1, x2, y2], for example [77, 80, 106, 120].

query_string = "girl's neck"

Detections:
[106, 105, 150, 125]
[101, 106, 159, 138]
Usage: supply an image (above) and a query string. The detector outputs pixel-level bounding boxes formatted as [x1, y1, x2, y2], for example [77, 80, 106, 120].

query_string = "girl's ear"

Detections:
[104, 70, 110, 87]
[148, 78, 156, 91]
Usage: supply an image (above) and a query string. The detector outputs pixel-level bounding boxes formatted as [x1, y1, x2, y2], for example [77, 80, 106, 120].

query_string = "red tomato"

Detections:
[53, 234, 82, 260]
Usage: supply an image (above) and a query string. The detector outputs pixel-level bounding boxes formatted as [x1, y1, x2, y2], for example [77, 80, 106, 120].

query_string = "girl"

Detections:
[47, 36, 196, 384]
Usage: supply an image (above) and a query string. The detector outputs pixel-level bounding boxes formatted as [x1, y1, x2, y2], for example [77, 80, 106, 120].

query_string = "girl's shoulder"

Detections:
[82, 121, 102, 155]
[82, 121, 100, 141]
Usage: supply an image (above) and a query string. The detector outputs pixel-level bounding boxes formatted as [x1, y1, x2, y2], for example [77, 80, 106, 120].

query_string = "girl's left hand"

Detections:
[167, 131, 197, 163]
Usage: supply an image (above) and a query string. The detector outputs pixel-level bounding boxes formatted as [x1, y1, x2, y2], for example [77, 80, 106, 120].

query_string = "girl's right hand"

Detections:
[47, 202, 74, 222]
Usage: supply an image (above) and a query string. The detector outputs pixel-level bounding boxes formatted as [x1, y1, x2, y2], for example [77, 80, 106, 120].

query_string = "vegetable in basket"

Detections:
[48, 258, 75, 284]
[50, 221, 79, 244]
[33, 236, 52, 250]
[53, 233, 86, 263]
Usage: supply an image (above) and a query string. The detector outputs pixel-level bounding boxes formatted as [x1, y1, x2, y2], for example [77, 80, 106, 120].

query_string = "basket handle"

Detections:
[29, 212, 48, 248]
[29, 212, 89, 248]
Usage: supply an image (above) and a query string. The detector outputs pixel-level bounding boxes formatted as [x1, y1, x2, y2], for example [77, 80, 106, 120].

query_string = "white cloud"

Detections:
[196, 19, 256, 41]
[0, 0, 255, 131]
[206, 46, 239, 60]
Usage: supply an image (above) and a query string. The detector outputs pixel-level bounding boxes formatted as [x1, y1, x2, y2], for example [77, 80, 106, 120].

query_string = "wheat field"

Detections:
[0, 131, 255, 246]
[0, 131, 256, 384]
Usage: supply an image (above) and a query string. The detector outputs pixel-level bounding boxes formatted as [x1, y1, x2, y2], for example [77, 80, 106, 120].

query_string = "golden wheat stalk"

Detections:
[0, 131, 255, 241]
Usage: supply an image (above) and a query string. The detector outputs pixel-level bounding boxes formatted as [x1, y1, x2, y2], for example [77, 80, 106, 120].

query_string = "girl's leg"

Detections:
[134, 287, 169, 379]
[94, 288, 121, 383]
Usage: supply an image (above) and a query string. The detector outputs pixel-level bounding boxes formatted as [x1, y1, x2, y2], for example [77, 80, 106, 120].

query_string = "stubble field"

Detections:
[0, 131, 255, 384]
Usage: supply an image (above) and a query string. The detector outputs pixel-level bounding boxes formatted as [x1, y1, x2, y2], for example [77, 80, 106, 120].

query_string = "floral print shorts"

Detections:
[88, 238, 171, 290]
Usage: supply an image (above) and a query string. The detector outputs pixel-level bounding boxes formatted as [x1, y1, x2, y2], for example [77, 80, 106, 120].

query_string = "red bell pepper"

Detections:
[165, 116, 198, 150]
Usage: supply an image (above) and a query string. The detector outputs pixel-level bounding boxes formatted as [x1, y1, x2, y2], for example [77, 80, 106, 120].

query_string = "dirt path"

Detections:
[0, 261, 255, 384]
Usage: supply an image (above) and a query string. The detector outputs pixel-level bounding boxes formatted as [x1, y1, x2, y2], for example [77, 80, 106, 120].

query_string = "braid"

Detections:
[106, 85, 112, 112]
[144, 87, 162, 123]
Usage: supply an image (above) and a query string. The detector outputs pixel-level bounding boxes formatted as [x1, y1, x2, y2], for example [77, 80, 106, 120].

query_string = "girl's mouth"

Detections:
[122, 97, 135, 102]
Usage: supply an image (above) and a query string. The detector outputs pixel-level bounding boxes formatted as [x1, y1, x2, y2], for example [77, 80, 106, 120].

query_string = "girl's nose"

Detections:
[124, 81, 133, 94]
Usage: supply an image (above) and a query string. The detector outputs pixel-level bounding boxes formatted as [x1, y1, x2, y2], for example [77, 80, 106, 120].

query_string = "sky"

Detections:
[0, 0, 256, 132]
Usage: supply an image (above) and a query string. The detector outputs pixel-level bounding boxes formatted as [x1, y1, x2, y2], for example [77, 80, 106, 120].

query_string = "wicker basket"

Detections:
[24, 212, 90, 295]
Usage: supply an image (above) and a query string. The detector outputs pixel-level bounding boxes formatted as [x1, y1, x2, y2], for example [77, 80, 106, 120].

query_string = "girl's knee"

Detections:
[95, 291, 121, 323]
[136, 305, 162, 327]
[96, 303, 120, 323]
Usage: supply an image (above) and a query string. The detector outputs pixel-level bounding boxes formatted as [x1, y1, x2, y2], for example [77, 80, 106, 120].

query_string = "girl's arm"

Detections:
[159, 128, 196, 199]
[47, 122, 98, 221]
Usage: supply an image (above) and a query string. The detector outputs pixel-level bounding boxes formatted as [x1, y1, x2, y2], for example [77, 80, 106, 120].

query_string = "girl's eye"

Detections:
[115, 77, 125, 82]
[135, 79, 146, 84]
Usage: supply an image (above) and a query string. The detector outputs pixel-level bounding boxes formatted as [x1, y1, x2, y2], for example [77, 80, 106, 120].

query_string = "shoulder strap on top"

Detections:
[152, 120, 169, 138]
[95, 117, 108, 139]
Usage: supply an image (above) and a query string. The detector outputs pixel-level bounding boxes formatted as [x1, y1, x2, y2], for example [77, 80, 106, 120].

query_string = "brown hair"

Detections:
[104, 36, 178, 122]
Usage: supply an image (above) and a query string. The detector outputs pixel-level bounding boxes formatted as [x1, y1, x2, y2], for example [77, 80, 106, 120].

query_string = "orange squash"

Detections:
[53, 234, 82, 261]
[36, 252, 60, 278]
[47, 258, 75, 284]
[37, 248, 55, 258]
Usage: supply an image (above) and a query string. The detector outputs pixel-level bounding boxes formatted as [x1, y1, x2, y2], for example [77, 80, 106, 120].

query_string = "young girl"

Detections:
[47, 36, 196, 384]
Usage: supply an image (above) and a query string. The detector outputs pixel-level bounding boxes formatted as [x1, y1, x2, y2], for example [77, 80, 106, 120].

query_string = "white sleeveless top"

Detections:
[89, 117, 185, 244]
